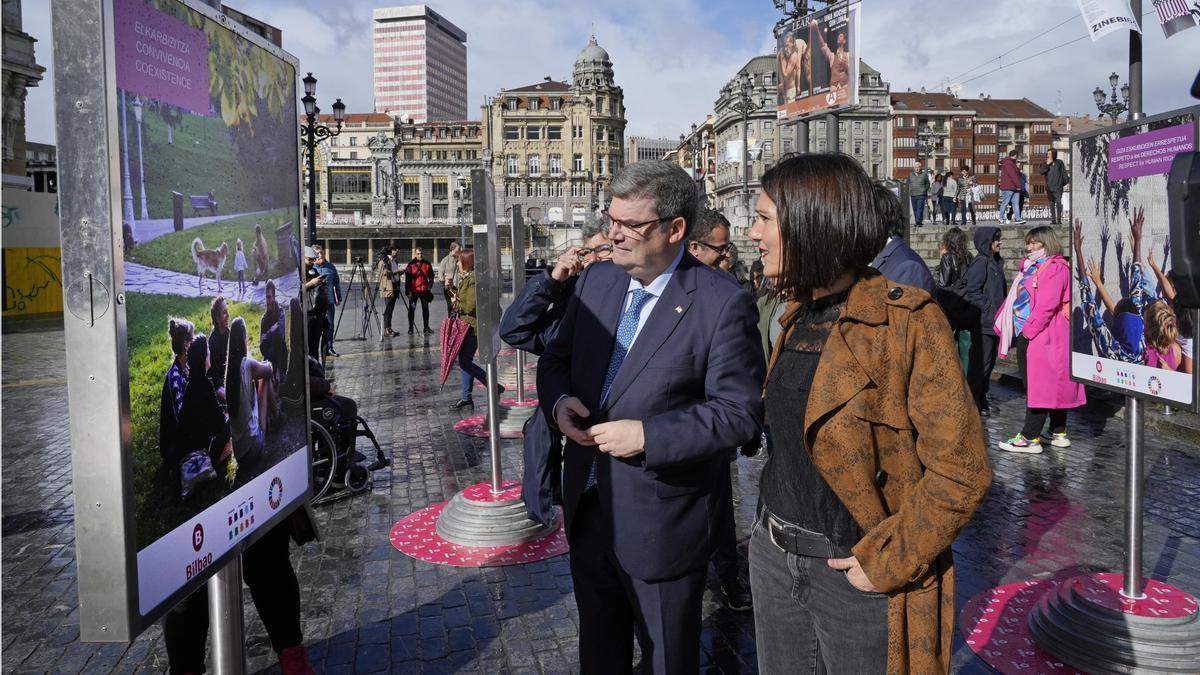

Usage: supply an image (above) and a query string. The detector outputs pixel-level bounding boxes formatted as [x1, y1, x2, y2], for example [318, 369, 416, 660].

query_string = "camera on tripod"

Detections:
[353, 255, 366, 264]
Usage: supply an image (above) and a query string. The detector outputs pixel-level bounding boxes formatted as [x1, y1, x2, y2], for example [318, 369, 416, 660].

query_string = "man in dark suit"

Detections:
[538, 161, 765, 674]
[870, 183, 936, 295]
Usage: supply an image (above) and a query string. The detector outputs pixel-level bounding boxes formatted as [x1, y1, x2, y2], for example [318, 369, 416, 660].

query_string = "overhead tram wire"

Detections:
[946, 13, 1079, 84]
[940, 8, 1159, 90]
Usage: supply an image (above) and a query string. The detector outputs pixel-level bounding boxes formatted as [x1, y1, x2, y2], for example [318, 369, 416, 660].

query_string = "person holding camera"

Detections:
[437, 241, 461, 316]
[378, 245, 401, 337]
[302, 247, 328, 359]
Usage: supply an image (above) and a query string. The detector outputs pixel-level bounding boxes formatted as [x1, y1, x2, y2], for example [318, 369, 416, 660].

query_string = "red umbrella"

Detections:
[439, 315, 471, 388]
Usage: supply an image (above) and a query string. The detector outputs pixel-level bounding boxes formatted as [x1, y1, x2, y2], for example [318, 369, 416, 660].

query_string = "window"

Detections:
[853, 121, 862, 133]
[507, 97, 518, 111]
[954, 137, 970, 149]
[550, 98, 561, 111]
[403, 179, 420, 201]
[507, 154, 520, 176]
[331, 151, 339, 160]
[432, 179, 448, 200]
[765, 120, 774, 132]
[330, 171, 370, 193]
[573, 154, 584, 171]
[894, 136, 915, 148]
[871, 140, 880, 154]
[504, 126, 520, 140]
[597, 97, 605, 113]
[783, 139, 793, 153]
[527, 127, 541, 140]
[853, 141, 862, 155]
[763, 140, 774, 155]
[975, 144, 996, 155]
[549, 154, 562, 175]
[894, 157, 915, 169]
[350, 136, 358, 146]
[349, 151, 358, 159]
[597, 155, 607, 175]
[528, 98, 539, 111]
[432, 204, 448, 219]
[528, 154, 541, 175]
[872, 121, 881, 132]
[817, 140, 826, 152]
[595, 127, 605, 142]
[548, 126, 562, 140]
[329, 136, 339, 146]
[403, 149, 413, 160]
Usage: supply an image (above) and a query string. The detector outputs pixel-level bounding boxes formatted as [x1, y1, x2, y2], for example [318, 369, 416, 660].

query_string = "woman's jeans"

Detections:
[749, 519, 888, 673]
[959, 200, 976, 225]
[459, 333, 489, 401]
[941, 196, 956, 224]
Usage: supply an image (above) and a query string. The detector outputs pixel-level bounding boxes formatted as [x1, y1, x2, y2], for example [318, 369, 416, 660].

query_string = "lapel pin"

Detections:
[675, 305, 683, 314]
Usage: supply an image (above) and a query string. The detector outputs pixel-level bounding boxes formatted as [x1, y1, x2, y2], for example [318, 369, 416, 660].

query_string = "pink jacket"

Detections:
[1019, 256, 1086, 409]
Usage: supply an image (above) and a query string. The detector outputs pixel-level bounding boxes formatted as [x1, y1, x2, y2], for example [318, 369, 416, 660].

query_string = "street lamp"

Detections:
[299, 72, 346, 245]
[132, 96, 149, 220]
[724, 71, 765, 230]
[1093, 71, 1130, 123]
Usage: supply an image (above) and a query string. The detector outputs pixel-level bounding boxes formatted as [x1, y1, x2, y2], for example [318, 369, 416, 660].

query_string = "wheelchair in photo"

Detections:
[309, 394, 384, 503]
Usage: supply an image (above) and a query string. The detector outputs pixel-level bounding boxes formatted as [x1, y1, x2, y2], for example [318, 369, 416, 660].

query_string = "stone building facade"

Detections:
[483, 36, 626, 231]
[801, 61, 892, 179]
[710, 56, 780, 240]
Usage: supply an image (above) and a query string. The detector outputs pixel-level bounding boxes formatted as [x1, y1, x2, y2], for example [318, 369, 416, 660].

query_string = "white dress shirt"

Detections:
[620, 246, 686, 350]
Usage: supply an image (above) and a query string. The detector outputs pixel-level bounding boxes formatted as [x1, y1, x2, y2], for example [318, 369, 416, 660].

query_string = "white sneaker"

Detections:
[998, 434, 1043, 454]
[1050, 433, 1071, 448]
[1014, 218, 1027, 224]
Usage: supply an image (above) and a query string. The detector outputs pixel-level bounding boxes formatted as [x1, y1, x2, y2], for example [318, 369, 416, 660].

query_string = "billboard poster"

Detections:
[56, 0, 310, 635]
[775, 0, 860, 120]
[1069, 108, 1199, 409]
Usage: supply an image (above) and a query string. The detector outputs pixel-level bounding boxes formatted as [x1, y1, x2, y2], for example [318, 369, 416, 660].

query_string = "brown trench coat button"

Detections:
[888, 287, 904, 300]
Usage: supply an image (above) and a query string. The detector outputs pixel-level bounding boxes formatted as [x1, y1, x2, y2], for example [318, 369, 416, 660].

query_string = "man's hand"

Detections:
[553, 396, 596, 446]
[827, 556, 879, 593]
[590, 420, 645, 458]
[1130, 206, 1145, 261]
[551, 247, 584, 283]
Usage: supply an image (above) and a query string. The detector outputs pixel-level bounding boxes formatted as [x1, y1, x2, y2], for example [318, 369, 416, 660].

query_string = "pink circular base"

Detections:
[452, 400, 539, 439]
[390, 484, 569, 567]
[960, 575, 1198, 673]
[460, 480, 524, 502]
[476, 381, 538, 393]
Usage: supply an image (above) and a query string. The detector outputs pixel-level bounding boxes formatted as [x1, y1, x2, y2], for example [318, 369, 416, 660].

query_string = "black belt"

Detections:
[763, 512, 851, 559]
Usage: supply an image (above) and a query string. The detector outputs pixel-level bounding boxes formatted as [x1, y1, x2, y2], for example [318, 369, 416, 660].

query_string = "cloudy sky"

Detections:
[20, 0, 1200, 146]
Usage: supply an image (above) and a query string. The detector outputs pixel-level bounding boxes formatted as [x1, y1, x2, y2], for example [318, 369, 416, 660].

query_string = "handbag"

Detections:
[180, 449, 217, 499]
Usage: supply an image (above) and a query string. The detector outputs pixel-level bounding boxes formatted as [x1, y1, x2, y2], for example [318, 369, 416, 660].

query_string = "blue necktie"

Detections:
[587, 289, 653, 490]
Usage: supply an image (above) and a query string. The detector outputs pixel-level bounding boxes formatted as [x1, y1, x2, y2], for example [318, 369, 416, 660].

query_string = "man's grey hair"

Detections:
[687, 208, 731, 245]
[580, 221, 609, 243]
[608, 161, 699, 237]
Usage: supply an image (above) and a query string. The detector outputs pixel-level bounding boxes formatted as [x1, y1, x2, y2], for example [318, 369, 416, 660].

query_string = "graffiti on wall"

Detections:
[3, 248, 64, 316]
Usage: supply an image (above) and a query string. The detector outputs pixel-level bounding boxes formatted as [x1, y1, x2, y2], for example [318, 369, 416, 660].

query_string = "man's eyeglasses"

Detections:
[578, 243, 613, 258]
[601, 209, 678, 235]
[692, 240, 734, 256]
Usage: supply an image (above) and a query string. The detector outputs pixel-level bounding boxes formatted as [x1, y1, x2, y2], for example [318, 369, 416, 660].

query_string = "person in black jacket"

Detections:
[1039, 149, 1069, 224]
[869, 184, 936, 295]
[963, 226, 1007, 414]
[934, 227, 977, 371]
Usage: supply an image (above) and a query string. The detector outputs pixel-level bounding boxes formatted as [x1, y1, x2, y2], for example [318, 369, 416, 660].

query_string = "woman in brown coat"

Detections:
[747, 153, 992, 674]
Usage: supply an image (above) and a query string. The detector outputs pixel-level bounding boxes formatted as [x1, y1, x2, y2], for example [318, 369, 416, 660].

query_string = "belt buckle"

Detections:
[765, 515, 785, 552]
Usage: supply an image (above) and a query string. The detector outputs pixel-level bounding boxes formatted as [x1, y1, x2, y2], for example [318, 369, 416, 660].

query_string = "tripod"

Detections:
[333, 258, 381, 342]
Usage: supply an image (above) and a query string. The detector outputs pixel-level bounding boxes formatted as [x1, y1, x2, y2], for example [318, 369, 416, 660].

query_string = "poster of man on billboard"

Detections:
[55, 0, 311, 632]
[1069, 108, 1198, 408]
[775, 0, 860, 120]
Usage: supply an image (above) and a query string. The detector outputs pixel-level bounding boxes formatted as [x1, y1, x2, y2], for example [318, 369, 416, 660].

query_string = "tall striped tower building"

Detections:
[372, 5, 467, 123]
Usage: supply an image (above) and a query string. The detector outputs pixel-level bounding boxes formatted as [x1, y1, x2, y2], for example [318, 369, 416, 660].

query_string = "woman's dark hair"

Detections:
[224, 317, 249, 415]
[186, 333, 209, 375]
[873, 183, 905, 238]
[941, 227, 972, 262]
[761, 153, 886, 297]
[168, 318, 195, 356]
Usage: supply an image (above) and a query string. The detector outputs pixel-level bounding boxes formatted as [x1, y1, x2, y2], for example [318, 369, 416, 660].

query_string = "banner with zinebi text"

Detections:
[1075, 0, 1142, 41]
[1069, 110, 1199, 407]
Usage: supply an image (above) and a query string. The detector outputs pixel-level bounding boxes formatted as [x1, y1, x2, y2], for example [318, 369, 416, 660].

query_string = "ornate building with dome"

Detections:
[483, 36, 626, 231]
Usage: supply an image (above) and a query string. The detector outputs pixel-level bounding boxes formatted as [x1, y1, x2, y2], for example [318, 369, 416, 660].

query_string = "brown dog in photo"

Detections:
[251, 223, 271, 285]
[191, 237, 229, 294]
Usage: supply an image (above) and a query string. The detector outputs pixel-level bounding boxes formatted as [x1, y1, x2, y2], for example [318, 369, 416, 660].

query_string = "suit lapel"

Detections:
[599, 260, 695, 413]
[578, 265, 628, 411]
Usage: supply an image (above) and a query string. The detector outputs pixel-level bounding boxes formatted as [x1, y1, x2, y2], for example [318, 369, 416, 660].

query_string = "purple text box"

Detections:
[1108, 122, 1195, 181]
[114, 0, 210, 115]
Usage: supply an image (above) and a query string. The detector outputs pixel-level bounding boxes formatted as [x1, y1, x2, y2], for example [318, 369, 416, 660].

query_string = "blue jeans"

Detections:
[959, 200, 976, 225]
[998, 189, 1022, 222]
[910, 196, 926, 225]
[458, 333, 488, 401]
[941, 196, 956, 224]
[749, 518, 888, 673]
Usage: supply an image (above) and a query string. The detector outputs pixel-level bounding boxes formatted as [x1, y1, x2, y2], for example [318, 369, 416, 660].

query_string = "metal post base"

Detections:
[491, 402, 537, 437]
[1028, 573, 1200, 674]
[435, 485, 558, 547]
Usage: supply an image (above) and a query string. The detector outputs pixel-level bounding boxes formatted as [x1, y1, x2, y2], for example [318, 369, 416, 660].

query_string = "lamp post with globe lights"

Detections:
[1093, 71, 1131, 124]
[299, 72, 346, 245]
[724, 72, 766, 231]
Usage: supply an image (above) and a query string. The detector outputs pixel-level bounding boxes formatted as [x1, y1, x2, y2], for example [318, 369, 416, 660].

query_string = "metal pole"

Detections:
[119, 90, 135, 226]
[134, 99, 149, 220]
[306, 118, 317, 245]
[207, 556, 246, 674]
[1128, 0, 1143, 119]
[796, 119, 808, 154]
[471, 169, 505, 493]
[1122, 396, 1146, 599]
[741, 110, 750, 228]
[510, 208, 528, 403]
[826, 112, 839, 153]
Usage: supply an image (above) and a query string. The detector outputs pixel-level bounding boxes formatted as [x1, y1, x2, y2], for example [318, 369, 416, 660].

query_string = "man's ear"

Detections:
[668, 217, 688, 244]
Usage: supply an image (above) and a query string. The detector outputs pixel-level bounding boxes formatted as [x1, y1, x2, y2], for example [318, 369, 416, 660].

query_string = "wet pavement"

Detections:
[3, 295, 1200, 674]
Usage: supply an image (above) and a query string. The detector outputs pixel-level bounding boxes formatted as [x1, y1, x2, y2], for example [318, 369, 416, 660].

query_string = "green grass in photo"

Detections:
[127, 291, 267, 549]
[126, 208, 299, 281]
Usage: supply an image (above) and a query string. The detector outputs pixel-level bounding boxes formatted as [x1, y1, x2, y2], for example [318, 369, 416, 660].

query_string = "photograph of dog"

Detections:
[191, 237, 229, 293]
[251, 223, 271, 285]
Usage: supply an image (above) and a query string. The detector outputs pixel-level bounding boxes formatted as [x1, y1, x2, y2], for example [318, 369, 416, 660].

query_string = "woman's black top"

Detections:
[760, 289, 864, 550]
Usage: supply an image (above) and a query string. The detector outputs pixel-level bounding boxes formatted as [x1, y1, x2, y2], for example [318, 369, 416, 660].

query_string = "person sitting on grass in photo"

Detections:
[207, 297, 230, 401]
[225, 317, 275, 464]
[260, 280, 288, 383]
[179, 333, 236, 490]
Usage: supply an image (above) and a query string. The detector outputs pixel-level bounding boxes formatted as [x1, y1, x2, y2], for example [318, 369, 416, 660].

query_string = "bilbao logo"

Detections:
[191, 523, 204, 552]
[1095, 361, 1103, 373]
[268, 477, 283, 510]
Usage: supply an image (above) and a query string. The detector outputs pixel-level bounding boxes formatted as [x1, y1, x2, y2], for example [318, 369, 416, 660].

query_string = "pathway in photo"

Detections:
[131, 209, 277, 243]
[124, 261, 300, 302]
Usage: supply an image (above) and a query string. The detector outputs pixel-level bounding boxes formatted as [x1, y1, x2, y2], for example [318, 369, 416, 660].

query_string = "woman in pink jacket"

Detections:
[999, 226, 1086, 454]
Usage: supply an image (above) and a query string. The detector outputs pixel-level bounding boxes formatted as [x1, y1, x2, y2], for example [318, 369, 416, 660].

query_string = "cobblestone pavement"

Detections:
[3, 296, 1200, 674]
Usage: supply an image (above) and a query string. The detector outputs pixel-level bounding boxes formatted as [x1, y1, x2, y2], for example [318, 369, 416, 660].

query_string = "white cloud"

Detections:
[18, 0, 1200, 146]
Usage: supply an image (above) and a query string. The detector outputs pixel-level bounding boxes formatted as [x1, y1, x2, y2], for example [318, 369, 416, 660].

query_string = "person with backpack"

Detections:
[934, 227, 976, 371]
[963, 226, 1007, 415]
[1039, 150, 1069, 224]
[995, 226, 1085, 453]
[404, 247, 435, 335]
